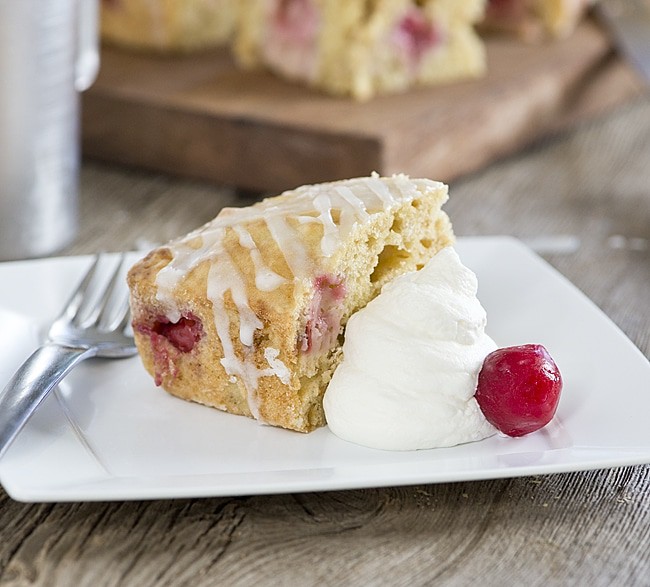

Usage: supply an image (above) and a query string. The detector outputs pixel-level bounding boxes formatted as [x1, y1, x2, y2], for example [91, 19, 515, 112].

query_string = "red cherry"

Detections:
[475, 344, 562, 437]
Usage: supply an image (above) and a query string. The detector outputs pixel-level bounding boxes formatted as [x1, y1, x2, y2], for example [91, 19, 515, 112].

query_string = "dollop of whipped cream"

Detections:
[323, 247, 497, 450]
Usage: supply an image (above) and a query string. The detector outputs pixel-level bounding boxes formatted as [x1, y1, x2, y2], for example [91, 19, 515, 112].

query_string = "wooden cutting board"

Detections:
[82, 19, 643, 193]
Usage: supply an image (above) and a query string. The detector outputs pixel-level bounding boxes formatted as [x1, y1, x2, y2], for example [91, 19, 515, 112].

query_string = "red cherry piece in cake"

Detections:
[301, 274, 346, 355]
[152, 315, 203, 353]
[394, 7, 443, 67]
[134, 314, 203, 356]
[475, 344, 562, 437]
[133, 314, 203, 386]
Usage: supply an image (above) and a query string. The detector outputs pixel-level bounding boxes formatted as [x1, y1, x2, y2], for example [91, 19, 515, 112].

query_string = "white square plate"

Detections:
[1, 237, 649, 502]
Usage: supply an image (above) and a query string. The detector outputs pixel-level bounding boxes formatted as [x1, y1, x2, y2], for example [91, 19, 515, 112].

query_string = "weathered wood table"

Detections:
[1, 96, 649, 586]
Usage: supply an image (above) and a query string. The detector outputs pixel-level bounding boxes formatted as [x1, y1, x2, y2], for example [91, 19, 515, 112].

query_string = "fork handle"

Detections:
[0, 344, 96, 460]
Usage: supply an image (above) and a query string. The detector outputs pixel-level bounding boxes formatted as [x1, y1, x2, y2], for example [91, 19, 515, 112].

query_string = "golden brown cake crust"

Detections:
[128, 175, 454, 432]
[100, 0, 235, 52]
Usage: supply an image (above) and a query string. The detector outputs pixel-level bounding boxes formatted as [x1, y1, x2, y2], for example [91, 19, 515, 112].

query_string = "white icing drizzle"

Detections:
[232, 225, 287, 292]
[265, 214, 312, 278]
[366, 175, 396, 206]
[263, 348, 291, 385]
[313, 193, 339, 257]
[393, 173, 419, 199]
[155, 227, 227, 321]
[335, 185, 370, 221]
[334, 185, 369, 246]
[207, 256, 263, 420]
[153, 175, 444, 421]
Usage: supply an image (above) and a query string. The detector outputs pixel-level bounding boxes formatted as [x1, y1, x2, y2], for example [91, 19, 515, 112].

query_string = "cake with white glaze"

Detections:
[127, 175, 454, 432]
[234, 0, 486, 100]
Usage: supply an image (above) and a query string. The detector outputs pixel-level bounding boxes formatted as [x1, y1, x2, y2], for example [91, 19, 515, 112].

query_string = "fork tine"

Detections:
[100, 269, 132, 331]
[58, 254, 101, 323]
[87, 253, 127, 328]
[114, 296, 132, 332]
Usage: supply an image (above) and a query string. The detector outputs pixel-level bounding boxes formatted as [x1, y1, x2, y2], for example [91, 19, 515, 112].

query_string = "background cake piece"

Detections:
[100, 0, 236, 52]
[234, 0, 487, 100]
[128, 175, 454, 432]
[482, 0, 593, 41]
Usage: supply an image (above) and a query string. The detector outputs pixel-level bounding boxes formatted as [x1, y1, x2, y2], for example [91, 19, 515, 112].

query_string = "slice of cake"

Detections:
[127, 175, 454, 432]
[482, 0, 592, 41]
[234, 0, 487, 100]
[100, 0, 236, 52]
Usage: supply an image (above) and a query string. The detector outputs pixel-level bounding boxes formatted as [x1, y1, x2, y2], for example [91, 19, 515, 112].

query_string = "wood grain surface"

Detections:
[1, 95, 649, 585]
[82, 19, 642, 193]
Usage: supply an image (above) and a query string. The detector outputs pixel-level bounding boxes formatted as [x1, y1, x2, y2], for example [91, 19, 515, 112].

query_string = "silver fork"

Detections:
[0, 254, 137, 460]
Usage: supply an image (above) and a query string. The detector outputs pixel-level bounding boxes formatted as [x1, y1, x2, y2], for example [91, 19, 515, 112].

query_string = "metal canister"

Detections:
[0, 0, 98, 260]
